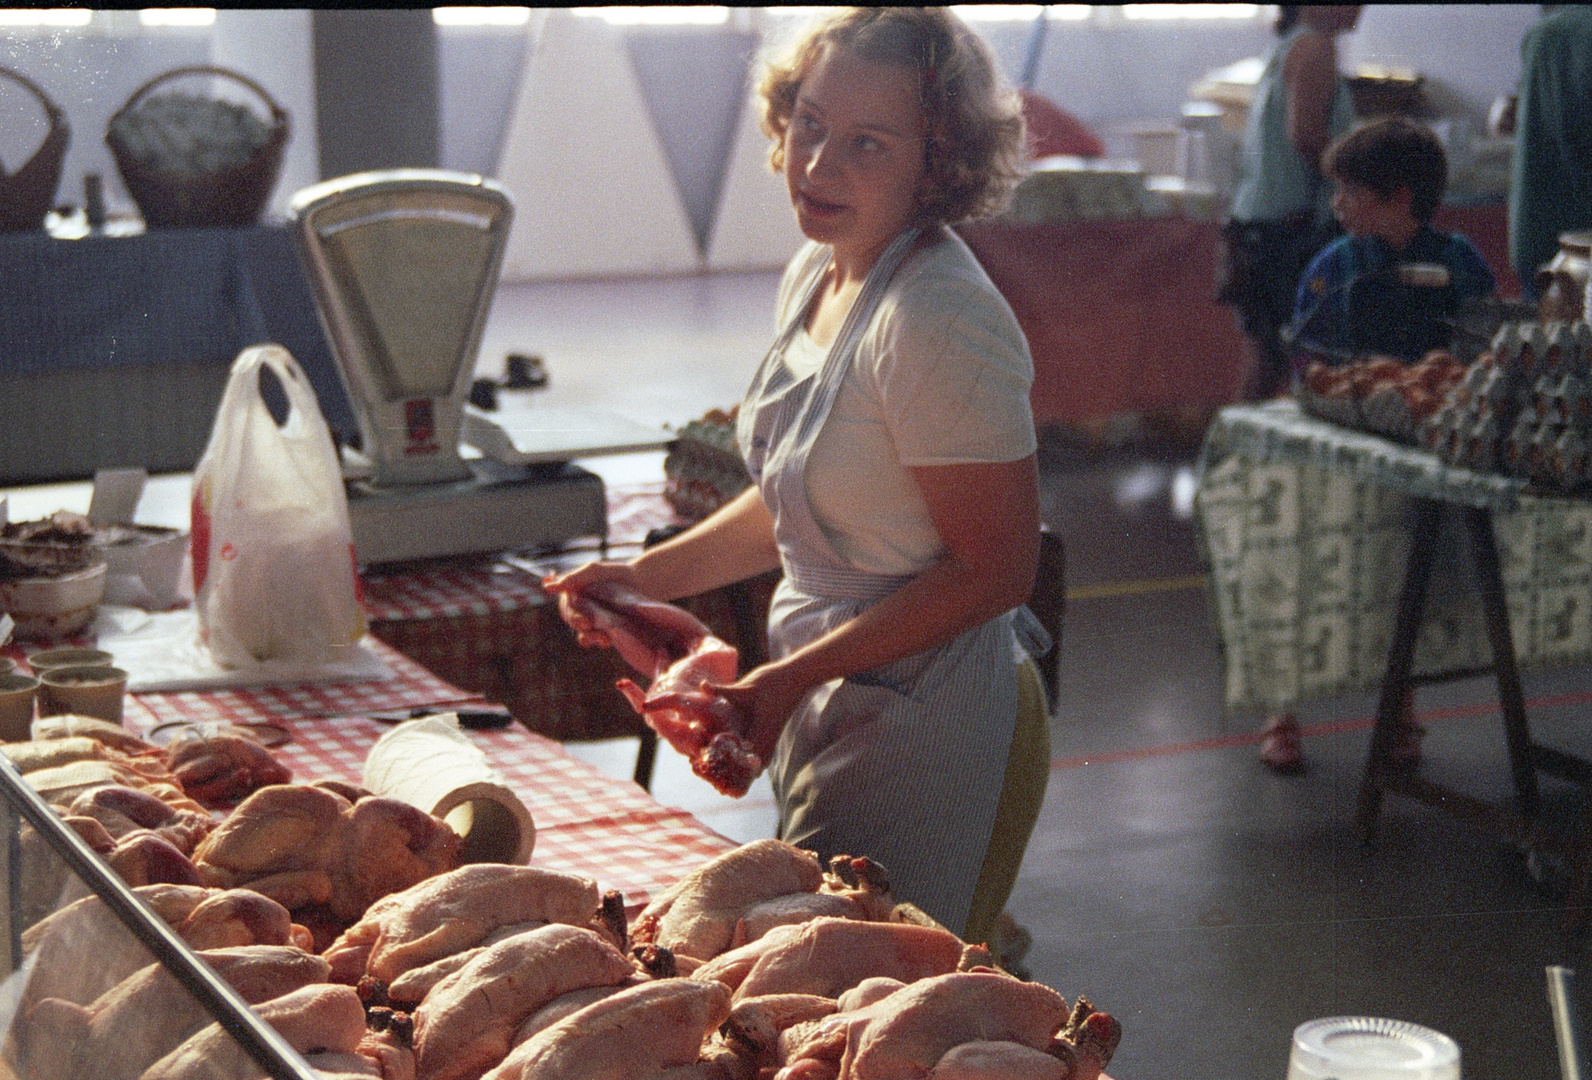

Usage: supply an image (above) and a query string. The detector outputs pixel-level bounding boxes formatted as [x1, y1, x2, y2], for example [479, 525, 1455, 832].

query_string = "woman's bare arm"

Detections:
[1283, 29, 1339, 171]
[544, 485, 781, 617]
[630, 485, 782, 599]
[719, 454, 1041, 759]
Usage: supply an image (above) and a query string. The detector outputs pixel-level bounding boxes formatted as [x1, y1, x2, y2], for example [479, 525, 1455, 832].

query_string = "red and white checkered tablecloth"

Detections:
[8, 481, 733, 909]
[126, 639, 491, 728]
[607, 480, 684, 549]
[357, 482, 685, 625]
[109, 643, 735, 913]
[157, 710, 734, 912]
[360, 562, 548, 623]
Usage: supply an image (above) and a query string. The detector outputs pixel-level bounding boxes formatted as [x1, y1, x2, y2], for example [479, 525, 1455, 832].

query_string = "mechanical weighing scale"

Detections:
[289, 169, 671, 566]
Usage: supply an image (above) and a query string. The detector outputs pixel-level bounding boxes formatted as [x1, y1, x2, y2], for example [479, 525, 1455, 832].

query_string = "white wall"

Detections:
[1343, 4, 1536, 128]
[0, 21, 210, 219]
[211, 9, 317, 219]
[0, 6, 1543, 275]
[1029, 17, 1276, 154]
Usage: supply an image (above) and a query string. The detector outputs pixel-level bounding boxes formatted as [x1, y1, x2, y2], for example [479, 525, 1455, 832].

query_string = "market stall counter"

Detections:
[1197, 399, 1592, 910]
[2, 631, 737, 913]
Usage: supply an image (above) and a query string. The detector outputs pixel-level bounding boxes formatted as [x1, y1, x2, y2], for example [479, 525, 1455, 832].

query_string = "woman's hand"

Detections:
[710, 658, 815, 764]
[541, 559, 646, 648]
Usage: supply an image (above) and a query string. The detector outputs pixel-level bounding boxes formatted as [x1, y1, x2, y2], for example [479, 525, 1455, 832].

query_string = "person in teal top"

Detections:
[1219, 5, 1360, 401]
[1508, 5, 1592, 299]
[1291, 118, 1497, 368]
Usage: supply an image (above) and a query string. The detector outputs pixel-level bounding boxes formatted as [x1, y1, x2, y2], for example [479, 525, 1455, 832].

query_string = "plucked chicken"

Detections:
[481, 978, 733, 1080]
[772, 972, 1118, 1080]
[631, 839, 827, 961]
[141, 983, 372, 1080]
[20, 885, 302, 1010]
[412, 924, 636, 1080]
[68, 785, 214, 854]
[694, 917, 967, 1002]
[15, 945, 329, 1080]
[546, 579, 761, 796]
[192, 783, 462, 947]
[324, 864, 602, 986]
[164, 731, 293, 808]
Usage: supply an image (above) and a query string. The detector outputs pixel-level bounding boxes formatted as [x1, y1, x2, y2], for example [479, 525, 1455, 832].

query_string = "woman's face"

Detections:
[784, 43, 929, 271]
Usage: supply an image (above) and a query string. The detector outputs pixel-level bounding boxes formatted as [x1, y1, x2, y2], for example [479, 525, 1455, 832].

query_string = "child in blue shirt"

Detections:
[1261, 118, 1497, 776]
[1289, 117, 1496, 370]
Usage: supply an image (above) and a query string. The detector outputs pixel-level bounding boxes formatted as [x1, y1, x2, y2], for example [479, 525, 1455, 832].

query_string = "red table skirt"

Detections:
[959, 216, 1250, 430]
[1432, 201, 1519, 299]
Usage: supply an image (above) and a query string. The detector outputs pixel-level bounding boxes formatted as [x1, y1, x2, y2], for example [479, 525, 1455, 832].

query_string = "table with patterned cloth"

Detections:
[263, 714, 736, 913]
[0, 225, 353, 484]
[1196, 400, 1592, 716]
[1198, 399, 1592, 895]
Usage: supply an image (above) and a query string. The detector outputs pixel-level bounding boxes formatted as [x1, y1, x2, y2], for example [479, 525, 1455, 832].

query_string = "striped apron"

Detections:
[736, 227, 1047, 935]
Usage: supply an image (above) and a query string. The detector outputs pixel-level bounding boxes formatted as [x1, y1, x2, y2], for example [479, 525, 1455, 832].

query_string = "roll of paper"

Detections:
[362, 715, 535, 865]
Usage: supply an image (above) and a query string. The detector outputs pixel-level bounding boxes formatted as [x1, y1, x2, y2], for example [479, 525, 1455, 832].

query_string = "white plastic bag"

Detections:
[191, 344, 366, 668]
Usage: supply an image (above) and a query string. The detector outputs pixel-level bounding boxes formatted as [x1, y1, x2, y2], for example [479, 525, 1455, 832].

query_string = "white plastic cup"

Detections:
[1287, 1017, 1461, 1080]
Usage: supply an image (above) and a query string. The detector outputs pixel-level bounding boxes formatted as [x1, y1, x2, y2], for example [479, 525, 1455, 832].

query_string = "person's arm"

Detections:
[1450, 236, 1498, 300]
[543, 485, 780, 643]
[1282, 30, 1339, 172]
[718, 454, 1041, 761]
[1288, 244, 1344, 362]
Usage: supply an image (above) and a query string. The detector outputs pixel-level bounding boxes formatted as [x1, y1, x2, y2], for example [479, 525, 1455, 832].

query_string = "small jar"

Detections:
[1537, 231, 1592, 322]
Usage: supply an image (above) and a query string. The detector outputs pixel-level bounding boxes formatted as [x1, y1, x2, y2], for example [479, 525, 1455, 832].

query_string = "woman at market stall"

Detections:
[1219, 4, 1361, 402]
[545, 7, 1049, 953]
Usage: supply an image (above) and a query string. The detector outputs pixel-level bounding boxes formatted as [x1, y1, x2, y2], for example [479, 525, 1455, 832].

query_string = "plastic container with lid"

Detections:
[1287, 1016, 1460, 1080]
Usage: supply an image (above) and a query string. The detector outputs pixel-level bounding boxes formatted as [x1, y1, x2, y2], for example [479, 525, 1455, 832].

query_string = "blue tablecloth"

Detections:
[0, 225, 354, 482]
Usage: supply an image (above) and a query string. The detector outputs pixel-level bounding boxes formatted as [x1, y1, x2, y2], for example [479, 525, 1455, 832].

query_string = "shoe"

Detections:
[1259, 714, 1304, 773]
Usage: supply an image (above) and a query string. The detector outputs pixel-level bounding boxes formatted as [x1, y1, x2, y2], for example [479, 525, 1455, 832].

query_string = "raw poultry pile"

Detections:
[9, 717, 460, 950]
[7, 720, 1120, 1080]
[337, 840, 1120, 1080]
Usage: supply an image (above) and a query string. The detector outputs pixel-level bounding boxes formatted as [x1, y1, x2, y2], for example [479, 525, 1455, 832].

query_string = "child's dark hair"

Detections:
[1322, 117, 1448, 224]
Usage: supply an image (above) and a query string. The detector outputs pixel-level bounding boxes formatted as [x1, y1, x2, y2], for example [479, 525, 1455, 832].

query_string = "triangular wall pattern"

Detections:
[495, 10, 699, 282]
[705, 83, 808, 273]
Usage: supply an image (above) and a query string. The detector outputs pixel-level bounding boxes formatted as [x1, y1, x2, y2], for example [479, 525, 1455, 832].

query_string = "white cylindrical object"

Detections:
[1287, 1016, 1461, 1080]
[363, 715, 535, 865]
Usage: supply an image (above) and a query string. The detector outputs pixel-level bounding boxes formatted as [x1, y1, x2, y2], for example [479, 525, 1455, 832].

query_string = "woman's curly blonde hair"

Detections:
[757, 7, 1027, 226]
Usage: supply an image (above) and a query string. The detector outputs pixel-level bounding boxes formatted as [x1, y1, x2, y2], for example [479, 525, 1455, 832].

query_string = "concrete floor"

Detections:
[490, 270, 1589, 1080]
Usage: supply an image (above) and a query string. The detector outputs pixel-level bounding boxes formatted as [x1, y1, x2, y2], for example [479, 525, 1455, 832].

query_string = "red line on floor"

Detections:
[1051, 688, 1592, 770]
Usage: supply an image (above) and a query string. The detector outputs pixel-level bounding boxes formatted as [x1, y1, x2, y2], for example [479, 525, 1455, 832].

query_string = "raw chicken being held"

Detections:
[544, 578, 762, 797]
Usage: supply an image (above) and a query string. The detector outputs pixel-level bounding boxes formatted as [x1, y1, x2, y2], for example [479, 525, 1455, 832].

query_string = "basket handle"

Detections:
[113, 64, 287, 126]
[0, 66, 66, 126]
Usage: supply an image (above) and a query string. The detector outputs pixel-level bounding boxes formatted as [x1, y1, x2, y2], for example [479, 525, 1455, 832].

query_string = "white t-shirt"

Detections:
[774, 230, 1037, 577]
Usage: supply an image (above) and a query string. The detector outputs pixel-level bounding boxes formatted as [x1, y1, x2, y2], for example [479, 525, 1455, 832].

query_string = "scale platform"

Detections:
[343, 402, 672, 567]
[345, 458, 608, 567]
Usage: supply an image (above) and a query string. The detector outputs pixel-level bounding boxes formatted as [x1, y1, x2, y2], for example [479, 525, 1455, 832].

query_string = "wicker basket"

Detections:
[663, 412, 753, 522]
[0, 67, 69, 232]
[107, 65, 288, 229]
